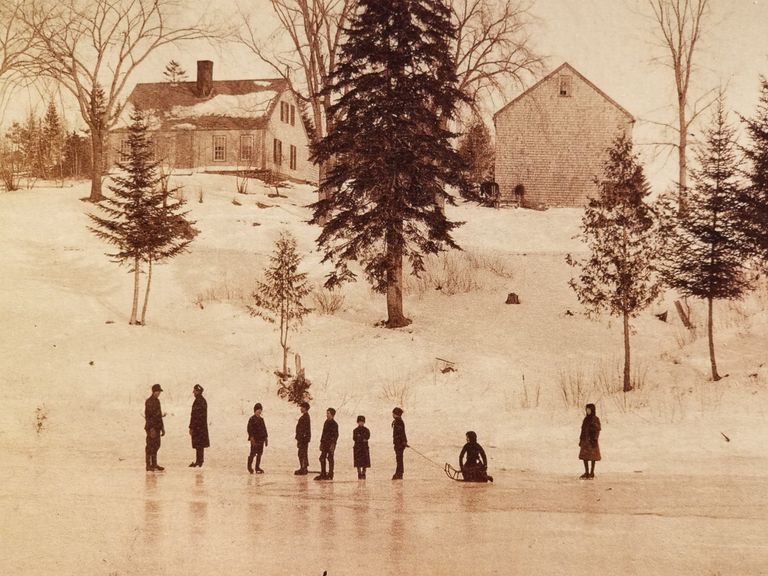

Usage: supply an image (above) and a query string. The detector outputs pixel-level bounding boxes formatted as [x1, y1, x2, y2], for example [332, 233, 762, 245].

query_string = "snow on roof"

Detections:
[114, 78, 289, 131]
[170, 91, 277, 120]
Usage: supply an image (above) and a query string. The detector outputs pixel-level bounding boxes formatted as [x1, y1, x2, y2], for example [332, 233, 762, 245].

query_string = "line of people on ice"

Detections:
[145, 384, 601, 481]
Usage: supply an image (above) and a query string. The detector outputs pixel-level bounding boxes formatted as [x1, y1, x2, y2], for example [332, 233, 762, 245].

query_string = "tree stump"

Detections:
[505, 292, 520, 304]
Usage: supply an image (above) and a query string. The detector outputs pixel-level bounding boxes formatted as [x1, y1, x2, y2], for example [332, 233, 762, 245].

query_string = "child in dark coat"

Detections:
[579, 403, 601, 479]
[315, 407, 339, 480]
[353, 415, 371, 479]
[247, 403, 268, 474]
[459, 431, 493, 483]
[391, 407, 407, 480]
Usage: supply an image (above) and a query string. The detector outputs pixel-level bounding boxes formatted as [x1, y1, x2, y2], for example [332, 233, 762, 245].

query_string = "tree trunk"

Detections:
[623, 311, 632, 392]
[385, 229, 411, 328]
[89, 128, 105, 202]
[280, 312, 289, 376]
[129, 256, 141, 325]
[678, 96, 688, 213]
[140, 257, 153, 326]
[707, 296, 720, 381]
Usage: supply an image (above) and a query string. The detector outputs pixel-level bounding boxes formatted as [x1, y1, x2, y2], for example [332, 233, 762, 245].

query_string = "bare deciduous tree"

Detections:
[23, 0, 215, 201]
[449, 0, 541, 119]
[238, 0, 354, 202]
[646, 0, 711, 210]
[0, 2, 39, 122]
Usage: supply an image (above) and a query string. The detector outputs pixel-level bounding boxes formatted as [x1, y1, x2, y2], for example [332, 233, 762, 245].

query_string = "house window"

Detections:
[290, 104, 295, 126]
[559, 75, 572, 97]
[240, 134, 254, 162]
[119, 139, 131, 162]
[273, 138, 282, 165]
[213, 135, 226, 161]
[289, 144, 297, 170]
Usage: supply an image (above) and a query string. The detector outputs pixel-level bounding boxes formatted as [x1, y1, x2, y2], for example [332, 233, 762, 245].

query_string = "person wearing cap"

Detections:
[247, 402, 268, 474]
[391, 407, 407, 480]
[188, 384, 209, 468]
[353, 415, 371, 480]
[294, 401, 311, 475]
[145, 384, 165, 472]
[315, 407, 339, 481]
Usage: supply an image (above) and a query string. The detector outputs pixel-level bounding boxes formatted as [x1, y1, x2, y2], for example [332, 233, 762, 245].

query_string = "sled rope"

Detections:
[406, 445, 444, 470]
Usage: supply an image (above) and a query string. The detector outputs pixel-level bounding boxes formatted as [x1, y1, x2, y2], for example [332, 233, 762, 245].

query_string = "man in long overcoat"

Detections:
[145, 383, 165, 471]
[294, 402, 311, 475]
[188, 384, 209, 467]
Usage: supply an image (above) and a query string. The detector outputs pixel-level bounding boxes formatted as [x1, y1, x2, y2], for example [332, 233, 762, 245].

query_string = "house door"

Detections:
[175, 132, 194, 169]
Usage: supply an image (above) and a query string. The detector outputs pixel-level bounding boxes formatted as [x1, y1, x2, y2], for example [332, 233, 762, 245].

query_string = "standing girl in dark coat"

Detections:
[578, 403, 601, 479]
[353, 415, 371, 479]
[188, 384, 209, 467]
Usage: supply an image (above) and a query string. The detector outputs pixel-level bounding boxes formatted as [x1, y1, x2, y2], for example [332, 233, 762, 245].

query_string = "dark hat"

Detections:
[152, 383, 163, 392]
[193, 384, 204, 393]
[327, 407, 336, 416]
[254, 403, 263, 411]
[300, 401, 310, 410]
[357, 415, 366, 423]
[466, 430, 477, 443]
[392, 407, 403, 416]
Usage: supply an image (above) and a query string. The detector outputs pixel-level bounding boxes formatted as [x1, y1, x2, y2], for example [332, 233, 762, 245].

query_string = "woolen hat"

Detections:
[152, 383, 163, 392]
[254, 403, 263, 411]
[392, 407, 403, 416]
[300, 401, 310, 410]
[357, 415, 366, 423]
[193, 384, 204, 393]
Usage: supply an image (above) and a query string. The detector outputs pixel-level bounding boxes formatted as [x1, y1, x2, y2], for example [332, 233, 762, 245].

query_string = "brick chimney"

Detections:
[196, 60, 213, 97]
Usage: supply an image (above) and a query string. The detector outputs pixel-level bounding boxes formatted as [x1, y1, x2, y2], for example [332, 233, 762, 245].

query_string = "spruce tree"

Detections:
[89, 107, 196, 325]
[249, 231, 312, 377]
[740, 76, 768, 268]
[567, 134, 661, 392]
[311, 0, 467, 328]
[457, 115, 495, 204]
[661, 97, 749, 381]
[42, 101, 64, 179]
[163, 60, 188, 83]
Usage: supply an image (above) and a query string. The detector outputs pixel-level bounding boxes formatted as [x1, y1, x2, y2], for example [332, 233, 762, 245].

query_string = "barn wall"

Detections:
[495, 67, 634, 207]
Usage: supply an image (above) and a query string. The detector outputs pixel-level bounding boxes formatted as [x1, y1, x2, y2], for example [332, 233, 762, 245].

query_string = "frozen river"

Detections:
[2, 448, 767, 575]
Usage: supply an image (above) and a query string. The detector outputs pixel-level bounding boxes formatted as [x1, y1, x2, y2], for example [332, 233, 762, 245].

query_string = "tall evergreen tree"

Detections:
[42, 101, 64, 178]
[567, 134, 661, 392]
[249, 231, 312, 377]
[89, 107, 196, 325]
[311, 0, 467, 328]
[740, 76, 768, 268]
[661, 97, 749, 381]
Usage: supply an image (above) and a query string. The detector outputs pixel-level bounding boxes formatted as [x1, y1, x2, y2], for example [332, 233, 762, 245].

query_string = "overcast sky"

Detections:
[4, 0, 768, 191]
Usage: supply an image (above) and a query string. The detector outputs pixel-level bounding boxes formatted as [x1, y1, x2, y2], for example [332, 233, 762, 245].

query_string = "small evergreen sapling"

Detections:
[249, 231, 312, 377]
[567, 134, 661, 392]
[163, 60, 188, 83]
[660, 97, 750, 381]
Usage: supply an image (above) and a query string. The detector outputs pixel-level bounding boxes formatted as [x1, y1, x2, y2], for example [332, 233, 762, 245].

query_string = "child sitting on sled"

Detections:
[459, 431, 493, 483]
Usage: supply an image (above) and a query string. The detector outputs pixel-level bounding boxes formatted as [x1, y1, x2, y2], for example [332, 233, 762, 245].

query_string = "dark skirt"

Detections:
[462, 463, 490, 483]
[353, 443, 370, 468]
[578, 441, 601, 461]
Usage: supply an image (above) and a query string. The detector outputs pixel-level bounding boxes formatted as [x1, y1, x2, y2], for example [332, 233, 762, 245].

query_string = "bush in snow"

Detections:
[312, 288, 345, 315]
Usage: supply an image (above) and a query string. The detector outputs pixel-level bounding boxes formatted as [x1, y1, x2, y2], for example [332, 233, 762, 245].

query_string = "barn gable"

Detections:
[493, 62, 634, 207]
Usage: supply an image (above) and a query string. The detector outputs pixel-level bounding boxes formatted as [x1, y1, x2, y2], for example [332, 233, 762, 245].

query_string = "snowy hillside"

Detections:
[2, 173, 767, 476]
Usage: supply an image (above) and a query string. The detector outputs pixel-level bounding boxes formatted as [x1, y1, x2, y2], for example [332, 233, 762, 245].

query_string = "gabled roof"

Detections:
[493, 62, 634, 122]
[115, 78, 290, 131]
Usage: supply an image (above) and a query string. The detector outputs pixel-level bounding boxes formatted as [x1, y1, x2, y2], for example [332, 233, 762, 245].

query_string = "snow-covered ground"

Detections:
[2, 175, 767, 575]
